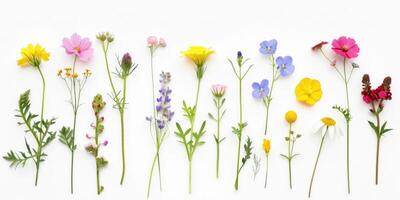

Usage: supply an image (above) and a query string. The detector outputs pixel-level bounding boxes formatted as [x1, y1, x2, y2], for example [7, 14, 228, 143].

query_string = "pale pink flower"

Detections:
[147, 36, 158, 47]
[211, 84, 227, 98]
[62, 33, 93, 62]
[331, 36, 360, 59]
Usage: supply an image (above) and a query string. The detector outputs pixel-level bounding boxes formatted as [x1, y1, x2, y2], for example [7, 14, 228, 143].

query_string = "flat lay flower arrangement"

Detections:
[3, 33, 397, 199]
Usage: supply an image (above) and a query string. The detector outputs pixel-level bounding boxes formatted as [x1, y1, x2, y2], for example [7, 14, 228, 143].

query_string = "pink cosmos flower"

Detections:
[331, 36, 360, 59]
[62, 33, 93, 62]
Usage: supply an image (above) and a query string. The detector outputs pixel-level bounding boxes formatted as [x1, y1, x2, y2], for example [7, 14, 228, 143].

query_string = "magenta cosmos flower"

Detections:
[331, 36, 359, 59]
[62, 33, 94, 62]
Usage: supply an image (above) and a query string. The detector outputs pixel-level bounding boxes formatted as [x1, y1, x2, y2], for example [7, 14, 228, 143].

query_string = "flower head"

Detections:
[147, 36, 158, 47]
[361, 74, 392, 105]
[331, 36, 360, 59]
[17, 44, 50, 67]
[295, 78, 323, 105]
[259, 39, 277, 55]
[156, 72, 174, 129]
[285, 110, 297, 124]
[181, 46, 214, 67]
[321, 117, 336, 127]
[62, 33, 93, 62]
[92, 94, 106, 114]
[276, 56, 295, 77]
[96, 32, 114, 43]
[211, 84, 226, 98]
[311, 41, 328, 51]
[262, 139, 271, 154]
[252, 79, 269, 99]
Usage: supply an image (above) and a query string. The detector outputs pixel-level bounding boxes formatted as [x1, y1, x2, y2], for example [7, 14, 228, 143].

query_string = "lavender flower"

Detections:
[276, 56, 295, 77]
[156, 72, 174, 129]
[259, 39, 277, 55]
[252, 79, 270, 99]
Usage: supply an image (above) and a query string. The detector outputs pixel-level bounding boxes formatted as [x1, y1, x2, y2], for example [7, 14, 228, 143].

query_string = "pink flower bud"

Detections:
[211, 84, 227, 98]
[159, 37, 167, 47]
[103, 140, 109, 146]
[147, 36, 158, 47]
[330, 59, 337, 67]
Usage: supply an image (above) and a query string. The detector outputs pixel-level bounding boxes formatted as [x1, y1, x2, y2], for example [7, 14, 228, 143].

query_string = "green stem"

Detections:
[264, 55, 276, 135]
[234, 67, 243, 191]
[147, 152, 158, 198]
[70, 56, 78, 194]
[34, 66, 46, 186]
[264, 155, 269, 188]
[375, 136, 380, 185]
[95, 114, 101, 195]
[343, 58, 351, 194]
[375, 110, 381, 185]
[308, 128, 328, 198]
[216, 97, 221, 178]
[119, 78, 127, 185]
[288, 123, 292, 189]
[189, 159, 192, 194]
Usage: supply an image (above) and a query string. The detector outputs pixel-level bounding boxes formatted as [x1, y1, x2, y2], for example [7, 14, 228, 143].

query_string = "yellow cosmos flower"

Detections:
[321, 117, 336, 127]
[295, 78, 322, 106]
[285, 110, 297, 124]
[262, 139, 271, 154]
[17, 44, 50, 67]
[181, 46, 214, 67]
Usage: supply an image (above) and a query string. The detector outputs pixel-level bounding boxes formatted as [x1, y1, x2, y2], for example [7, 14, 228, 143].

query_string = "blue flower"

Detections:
[252, 79, 270, 99]
[259, 39, 277, 55]
[276, 56, 295, 77]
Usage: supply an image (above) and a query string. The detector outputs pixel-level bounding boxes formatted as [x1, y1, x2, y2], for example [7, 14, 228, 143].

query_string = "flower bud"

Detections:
[159, 37, 167, 47]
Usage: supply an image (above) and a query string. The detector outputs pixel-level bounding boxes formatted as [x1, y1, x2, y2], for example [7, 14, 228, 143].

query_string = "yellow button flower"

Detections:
[262, 139, 271, 154]
[181, 46, 214, 67]
[321, 117, 336, 127]
[17, 44, 50, 67]
[295, 78, 322, 106]
[285, 110, 297, 124]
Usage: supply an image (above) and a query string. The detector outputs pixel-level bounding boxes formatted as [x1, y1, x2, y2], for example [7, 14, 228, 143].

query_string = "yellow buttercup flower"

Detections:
[181, 46, 214, 67]
[17, 44, 50, 67]
[285, 110, 297, 124]
[321, 117, 336, 127]
[262, 139, 271, 154]
[295, 78, 322, 106]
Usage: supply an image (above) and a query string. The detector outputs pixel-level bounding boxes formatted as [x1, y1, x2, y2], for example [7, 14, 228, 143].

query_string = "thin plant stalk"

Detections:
[308, 127, 329, 198]
[34, 66, 46, 186]
[100, 42, 127, 185]
[264, 55, 279, 135]
[215, 97, 221, 178]
[264, 154, 269, 188]
[234, 64, 243, 191]
[287, 124, 292, 189]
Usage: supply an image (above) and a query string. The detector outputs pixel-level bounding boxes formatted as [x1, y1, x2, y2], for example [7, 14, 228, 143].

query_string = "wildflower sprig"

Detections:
[175, 46, 213, 193]
[208, 84, 227, 178]
[58, 33, 93, 194]
[145, 37, 169, 198]
[308, 117, 338, 198]
[229, 51, 254, 190]
[263, 138, 271, 188]
[281, 110, 301, 189]
[97, 32, 136, 185]
[85, 94, 108, 195]
[4, 44, 56, 186]
[146, 71, 173, 197]
[361, 74, 393, 185]
[259, 39, 295, 135]
[312, 37, 360, 193]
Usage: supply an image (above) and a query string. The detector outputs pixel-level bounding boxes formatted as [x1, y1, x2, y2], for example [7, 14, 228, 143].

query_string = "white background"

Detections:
[1, 0, 399, 199]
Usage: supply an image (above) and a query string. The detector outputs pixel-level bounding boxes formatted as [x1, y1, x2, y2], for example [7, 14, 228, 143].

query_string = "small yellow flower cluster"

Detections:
[57, 68, 92, 78]
[262, 138, 271, 155]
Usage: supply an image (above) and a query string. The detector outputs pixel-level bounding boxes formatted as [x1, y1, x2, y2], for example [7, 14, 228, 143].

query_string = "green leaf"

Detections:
[368, 121, 379, 135]
[59, 126, 75, 151]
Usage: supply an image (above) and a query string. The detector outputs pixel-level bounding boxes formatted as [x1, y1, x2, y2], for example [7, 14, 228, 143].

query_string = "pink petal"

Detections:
[78, 48, 93, 62]
[79, 38, 92, 51]
[70, 33, 82, 47]
[62, 38, 75, 54]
